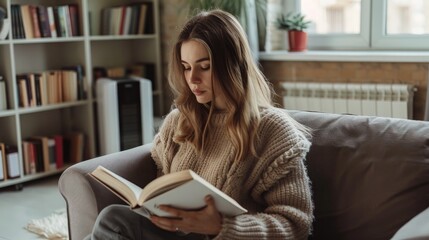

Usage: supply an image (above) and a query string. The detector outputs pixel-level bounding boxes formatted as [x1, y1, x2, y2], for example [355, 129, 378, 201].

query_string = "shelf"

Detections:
[0, 164, 71, 188]
[0, 0, 163, 188]
[17, 100, 90, 114]
[11, 37, 86, 44]
[0, 109, 15, 117]
[90, 34, 157, 41]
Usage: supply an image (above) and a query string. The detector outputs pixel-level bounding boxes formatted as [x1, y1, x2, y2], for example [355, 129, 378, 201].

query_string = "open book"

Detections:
[89, 166, 247, 218]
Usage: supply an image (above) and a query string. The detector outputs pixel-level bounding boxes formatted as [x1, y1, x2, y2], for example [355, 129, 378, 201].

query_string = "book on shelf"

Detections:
[0, 143, 6, 181]
[62, 65, 86, 100]
[90, 166, 248, 218]
[22, 140, 37, 175]
[29, 136, 53, 172]
[52, 135, 64, 169]
[5, 145, 20, 179]
[29, 5, 41, 38]
[16, 74, 29, 107]
[15, 67, 86, 108]
[11, 4, 25, 39]
[37, 5, 51, 38]
[11, 4, 79, 39]
[20, 5, 34, 39]
[22, 133, 80, 175]
[46, 6, 57, 37]
[61, 132, 85, 164]
[101, 2, 151, 36]
[0, 76, 7, 110]
[68, 4, 79, 36]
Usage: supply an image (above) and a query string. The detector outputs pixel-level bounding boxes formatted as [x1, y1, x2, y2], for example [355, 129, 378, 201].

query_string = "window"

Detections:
[280, 0, 429, 50]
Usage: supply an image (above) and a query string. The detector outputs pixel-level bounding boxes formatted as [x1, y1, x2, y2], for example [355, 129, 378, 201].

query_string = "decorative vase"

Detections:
[287, 30, 307, 52]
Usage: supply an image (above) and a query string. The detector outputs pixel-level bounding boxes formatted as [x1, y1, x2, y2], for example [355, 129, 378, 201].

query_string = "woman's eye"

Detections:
[201, 65, 210, 70]
[183, 66, 191, 71]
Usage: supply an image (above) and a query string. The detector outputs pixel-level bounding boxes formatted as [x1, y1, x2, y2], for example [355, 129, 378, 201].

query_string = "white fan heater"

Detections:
[96, 77, 154, 155]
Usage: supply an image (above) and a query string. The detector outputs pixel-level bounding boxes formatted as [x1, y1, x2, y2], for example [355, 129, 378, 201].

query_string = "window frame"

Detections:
[371, 0, 429, 50]
[282, 0, 429, 50]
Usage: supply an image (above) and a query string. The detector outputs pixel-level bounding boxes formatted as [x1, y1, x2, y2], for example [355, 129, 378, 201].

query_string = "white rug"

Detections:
[25, 208, 69, 240]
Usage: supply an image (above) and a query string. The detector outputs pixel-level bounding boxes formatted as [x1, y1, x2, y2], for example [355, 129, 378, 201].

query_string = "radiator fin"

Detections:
[282, 82, 415, 119]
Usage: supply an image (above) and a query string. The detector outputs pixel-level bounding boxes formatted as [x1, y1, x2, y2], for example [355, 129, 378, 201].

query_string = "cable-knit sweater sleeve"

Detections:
[150, 109, 180, 174]
[214, 109, 313, 240]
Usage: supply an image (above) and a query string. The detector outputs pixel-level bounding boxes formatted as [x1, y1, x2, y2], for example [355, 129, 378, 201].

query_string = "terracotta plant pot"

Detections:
[288, 30, 307, 52]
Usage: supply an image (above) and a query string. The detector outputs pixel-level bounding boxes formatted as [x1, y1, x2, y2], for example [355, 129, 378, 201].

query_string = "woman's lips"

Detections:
[193, 90, 204, 96]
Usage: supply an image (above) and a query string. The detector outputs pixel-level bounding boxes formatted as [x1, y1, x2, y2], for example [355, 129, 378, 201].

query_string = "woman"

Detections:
[87, 9, 313, 240]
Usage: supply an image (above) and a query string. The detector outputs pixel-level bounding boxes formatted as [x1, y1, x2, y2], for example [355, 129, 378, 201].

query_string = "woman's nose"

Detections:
[189, 69, 201, 84]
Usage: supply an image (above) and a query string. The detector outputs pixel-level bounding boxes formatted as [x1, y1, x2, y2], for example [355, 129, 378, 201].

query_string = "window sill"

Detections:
[258, 50, 429, 63]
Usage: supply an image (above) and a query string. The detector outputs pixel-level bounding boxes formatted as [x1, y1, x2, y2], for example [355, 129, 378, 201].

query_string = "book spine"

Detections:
[37, 5, 51, 38]
[47, 6, 57, 38]
[5, 145, 20, 179]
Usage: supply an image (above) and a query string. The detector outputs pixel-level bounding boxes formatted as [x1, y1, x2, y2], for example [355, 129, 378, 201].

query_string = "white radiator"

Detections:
[282, 82, 415, 119]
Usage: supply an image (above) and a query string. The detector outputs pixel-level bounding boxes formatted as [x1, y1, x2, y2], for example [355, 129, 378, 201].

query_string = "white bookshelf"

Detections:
[0, 0, 163, 188]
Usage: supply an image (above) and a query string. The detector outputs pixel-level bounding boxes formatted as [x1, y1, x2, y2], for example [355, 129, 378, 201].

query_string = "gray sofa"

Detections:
[59, 110, 429, 240]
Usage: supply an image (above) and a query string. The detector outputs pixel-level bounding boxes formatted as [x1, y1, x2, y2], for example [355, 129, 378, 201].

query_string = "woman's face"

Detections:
[181, 40, 226, 110]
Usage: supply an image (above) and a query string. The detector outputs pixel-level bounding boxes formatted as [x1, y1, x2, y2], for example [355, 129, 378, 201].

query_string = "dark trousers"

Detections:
[84, 204, 209, 240]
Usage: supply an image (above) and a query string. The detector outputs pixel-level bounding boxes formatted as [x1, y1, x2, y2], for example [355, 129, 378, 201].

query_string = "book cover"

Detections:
[46, 6, 57, 38]
[90, 166, 247, 218]
[5, 145, 20, 178]
[37, 5, 51, 38]
[29, 5, 41, 38]
[16, 75, 29, 107]
[62, 65, 86, 100]
[0, 143, 6, 180]
[47, 138, 56, 170]
[29, 136, 50, 172]
[20, 5, 34, 39]
[22, 140, 37, 175]
[53, 6, 62, 37]
[11, 5, 20, 39]
[52, 135, 64, 169]
[68, 4, 79, 36]
[29, 73, 37, 106]
[137, 4, 147, 35]
[0, 76, 7, 110]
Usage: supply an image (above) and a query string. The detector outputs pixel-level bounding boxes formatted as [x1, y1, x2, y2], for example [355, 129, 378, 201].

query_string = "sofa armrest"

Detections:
[391, 206, 429, 240]
[58, 143, 157, 240]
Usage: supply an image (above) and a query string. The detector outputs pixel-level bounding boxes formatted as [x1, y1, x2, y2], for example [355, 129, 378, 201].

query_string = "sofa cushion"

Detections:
[288, 111, 429, 240]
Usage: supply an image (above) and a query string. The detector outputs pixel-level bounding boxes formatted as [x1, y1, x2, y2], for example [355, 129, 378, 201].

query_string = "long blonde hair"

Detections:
[168, 9, 274, 162]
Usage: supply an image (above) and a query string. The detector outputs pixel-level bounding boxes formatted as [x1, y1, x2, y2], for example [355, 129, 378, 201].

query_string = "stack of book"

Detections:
[16, 65, 86, 108]
[21, 132, 85, 176]
[101, 3, 153, 35]
[11, 4, 79, 39]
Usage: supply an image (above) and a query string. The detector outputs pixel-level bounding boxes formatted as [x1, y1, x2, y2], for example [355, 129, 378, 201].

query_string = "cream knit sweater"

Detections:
[151, 107, 313, 240]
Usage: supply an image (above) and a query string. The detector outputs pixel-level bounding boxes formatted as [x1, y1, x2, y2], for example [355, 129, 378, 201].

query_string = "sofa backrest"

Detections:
[289, 111, 429, 240]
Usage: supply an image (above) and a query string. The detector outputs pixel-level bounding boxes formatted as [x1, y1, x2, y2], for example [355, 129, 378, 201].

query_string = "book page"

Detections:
[138, 170, 193, 203]
[93, 166, 142, 203]
[141, 179, 247, 217]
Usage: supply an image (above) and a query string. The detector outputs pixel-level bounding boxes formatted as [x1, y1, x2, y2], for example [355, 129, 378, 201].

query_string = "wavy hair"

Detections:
[168, 9, 274, 162]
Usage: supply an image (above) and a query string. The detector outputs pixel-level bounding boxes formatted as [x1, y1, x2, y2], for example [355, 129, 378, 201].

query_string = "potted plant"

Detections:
[277, 12, 311, 52]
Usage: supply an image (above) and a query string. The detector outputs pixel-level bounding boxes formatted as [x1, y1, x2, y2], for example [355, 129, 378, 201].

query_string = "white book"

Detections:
[6, 148, 20, 178]
[0, 78, 7, 110]
[47, 7, 57, 38]
[90, 166, 247, 218]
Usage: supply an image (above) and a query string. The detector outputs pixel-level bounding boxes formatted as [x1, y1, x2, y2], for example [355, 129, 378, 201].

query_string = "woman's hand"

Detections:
[150, 195, 223, 235]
